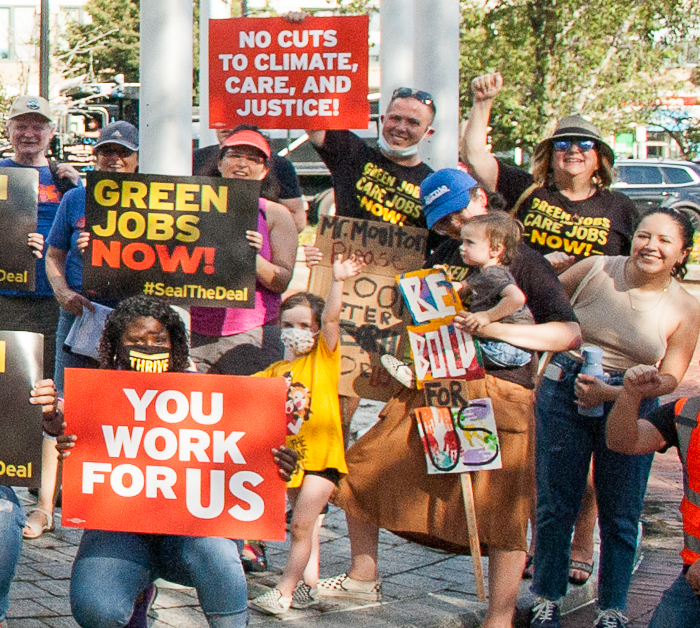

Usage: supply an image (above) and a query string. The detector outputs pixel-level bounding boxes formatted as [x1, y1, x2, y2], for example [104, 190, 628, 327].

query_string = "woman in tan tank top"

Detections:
[530, 208, 700, 628]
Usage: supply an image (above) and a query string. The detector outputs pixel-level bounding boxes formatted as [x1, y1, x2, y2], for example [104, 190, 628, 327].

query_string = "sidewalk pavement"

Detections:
[9, 447, 684, 628]
[7, 280, 696, 627]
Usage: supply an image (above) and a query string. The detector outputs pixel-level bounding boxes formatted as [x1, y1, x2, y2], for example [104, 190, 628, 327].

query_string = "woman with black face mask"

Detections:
[30, 295, 296, 628]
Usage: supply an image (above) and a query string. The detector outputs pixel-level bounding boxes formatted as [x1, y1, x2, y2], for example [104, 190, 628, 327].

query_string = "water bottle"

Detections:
[578, 346, 605, 417]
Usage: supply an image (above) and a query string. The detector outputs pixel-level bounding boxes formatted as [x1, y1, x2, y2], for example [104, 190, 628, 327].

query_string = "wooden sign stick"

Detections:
[460, 472, 487, 601]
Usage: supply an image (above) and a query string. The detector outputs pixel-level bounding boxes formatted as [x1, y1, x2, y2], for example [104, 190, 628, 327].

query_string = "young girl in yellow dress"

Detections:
[249, 253, 365, 615]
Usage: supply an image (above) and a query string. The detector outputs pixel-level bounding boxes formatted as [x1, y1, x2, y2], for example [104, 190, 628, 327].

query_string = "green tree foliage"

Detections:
[459, 0, 699, 154]
[58, 0, 140, 82]
[57, 0, 202, 101]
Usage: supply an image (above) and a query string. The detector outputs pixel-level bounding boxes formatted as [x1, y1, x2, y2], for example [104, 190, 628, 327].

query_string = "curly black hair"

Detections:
[99, 296, 190, 372]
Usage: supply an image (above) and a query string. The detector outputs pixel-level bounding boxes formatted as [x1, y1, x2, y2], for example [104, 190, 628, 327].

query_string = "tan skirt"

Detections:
[332, 375, 535, 554]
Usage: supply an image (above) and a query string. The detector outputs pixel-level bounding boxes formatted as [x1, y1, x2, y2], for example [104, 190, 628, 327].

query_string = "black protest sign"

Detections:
[309, 216, 428, 400]
[0, 167, 39, 292]
[82, 172, 260, 307]
[0, 331, 43, 487]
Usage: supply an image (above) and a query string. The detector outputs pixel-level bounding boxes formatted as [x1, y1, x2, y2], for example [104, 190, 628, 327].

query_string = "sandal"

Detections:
[568, 559, 594, 585]
[522, 554, 534, 579]
[23, 508, 54, 539]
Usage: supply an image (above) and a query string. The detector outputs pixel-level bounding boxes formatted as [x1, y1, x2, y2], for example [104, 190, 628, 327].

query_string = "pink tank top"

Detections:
[190, 199, 281, 336]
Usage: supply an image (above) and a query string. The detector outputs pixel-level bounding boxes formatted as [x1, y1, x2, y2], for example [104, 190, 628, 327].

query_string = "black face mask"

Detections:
[119, 345, 171, 373]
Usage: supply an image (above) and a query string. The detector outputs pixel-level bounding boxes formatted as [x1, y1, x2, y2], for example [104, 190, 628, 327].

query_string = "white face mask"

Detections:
[281, 328, 317, 356]
[377, 132, 421, 159]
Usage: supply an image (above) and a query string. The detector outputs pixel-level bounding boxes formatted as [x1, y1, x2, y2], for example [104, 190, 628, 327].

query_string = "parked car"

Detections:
[613, 158, 700, 229]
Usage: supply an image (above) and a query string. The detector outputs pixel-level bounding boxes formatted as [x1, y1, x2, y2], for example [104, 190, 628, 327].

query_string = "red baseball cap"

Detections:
[221, 130, 271, 158]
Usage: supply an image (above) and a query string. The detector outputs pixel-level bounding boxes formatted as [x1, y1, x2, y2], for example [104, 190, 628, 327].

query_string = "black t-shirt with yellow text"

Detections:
[315, 131, 433, 228]
[496, 161, 637, 259]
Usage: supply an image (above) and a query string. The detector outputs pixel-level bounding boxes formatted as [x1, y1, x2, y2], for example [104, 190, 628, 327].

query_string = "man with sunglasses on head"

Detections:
[307, 87, 436, 229]
[461, 73, 636, 275]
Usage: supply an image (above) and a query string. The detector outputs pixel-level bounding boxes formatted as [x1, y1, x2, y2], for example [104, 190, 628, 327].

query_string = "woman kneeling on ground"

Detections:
[30, 295, 297, 628]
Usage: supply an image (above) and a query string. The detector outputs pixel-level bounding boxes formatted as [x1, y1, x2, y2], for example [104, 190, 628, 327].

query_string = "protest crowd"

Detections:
[1, 12, 700, 628]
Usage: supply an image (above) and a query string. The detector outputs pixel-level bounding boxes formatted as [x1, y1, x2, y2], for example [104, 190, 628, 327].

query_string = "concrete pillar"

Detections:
[379, 0, 414, 116]
[140, 0, 194, 175]
[413, 0, 460, 169]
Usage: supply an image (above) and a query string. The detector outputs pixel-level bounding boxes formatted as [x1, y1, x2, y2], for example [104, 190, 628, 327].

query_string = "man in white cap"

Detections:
[0, 94, 80, 628]
[0, 95, 81, 362]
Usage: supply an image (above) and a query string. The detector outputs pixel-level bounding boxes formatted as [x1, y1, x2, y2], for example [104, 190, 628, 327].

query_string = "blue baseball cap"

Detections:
[95, 121, 139, 151]
[421, 169, 479, 228]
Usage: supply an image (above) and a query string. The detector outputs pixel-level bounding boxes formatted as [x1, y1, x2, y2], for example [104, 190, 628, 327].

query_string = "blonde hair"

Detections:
[531, 140, 614, 189]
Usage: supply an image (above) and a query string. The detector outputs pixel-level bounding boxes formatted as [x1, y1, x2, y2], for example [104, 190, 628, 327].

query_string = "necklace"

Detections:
[625, 263, 672, 312]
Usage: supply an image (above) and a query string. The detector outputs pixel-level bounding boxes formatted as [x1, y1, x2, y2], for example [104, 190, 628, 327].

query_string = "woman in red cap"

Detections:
[189, 129, 298, 378]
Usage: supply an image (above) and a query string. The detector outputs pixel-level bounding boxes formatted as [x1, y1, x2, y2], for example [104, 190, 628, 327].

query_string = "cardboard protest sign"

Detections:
[82, 172, 259, 308]
[0, 167, 38, 292]
[0, 331, 43, 487]
[210, 16, 370, 129]
[423, 378, 488, 408]
[62, 369, 288, 540]
[398, 268, 484, 387]
[414, 401, 501, 474]
[309, 216, 427, 400]
[313, 215, 428, 276]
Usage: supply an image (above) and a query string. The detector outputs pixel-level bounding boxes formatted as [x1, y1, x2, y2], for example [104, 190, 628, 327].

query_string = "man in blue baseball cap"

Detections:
[317, 168, 581, 628]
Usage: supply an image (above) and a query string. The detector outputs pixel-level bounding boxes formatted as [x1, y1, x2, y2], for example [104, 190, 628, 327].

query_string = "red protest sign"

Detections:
[209, 15, 370, 129]
[62, 369, 287, 540]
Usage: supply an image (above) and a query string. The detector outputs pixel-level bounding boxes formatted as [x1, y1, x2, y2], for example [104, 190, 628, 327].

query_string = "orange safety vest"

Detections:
[674, 397, 700, 565]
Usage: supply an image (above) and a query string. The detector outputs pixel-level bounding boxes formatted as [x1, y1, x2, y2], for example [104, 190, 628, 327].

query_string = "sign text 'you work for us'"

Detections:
[62, 370, 288, 540]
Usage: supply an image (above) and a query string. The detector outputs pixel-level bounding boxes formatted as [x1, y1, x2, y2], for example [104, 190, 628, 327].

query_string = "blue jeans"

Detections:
[71, 531, 248, 628]
[0, 487, 25, 621]
[532, 352, 657, 610]
[55, 308, 99, 395]
[648, 571, 700, 628]
[480, 339, 532, 368]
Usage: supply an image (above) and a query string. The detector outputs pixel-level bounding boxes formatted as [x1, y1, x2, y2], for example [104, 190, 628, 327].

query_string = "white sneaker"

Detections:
[249, 588, 291, 615]
[380, 354, 414, 388]
[291, 581, 318, 609]
[316, 573, 382, 601]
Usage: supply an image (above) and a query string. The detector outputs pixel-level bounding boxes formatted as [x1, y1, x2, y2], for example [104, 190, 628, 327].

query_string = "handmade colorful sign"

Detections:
[407, 321, 484, 385]
[0, 167, 39, 292]
[209, 15, 370, 129]
[0, 331, 43, 487]
[82, 172, 259, 307]
[414, 401, 501, 474]
[398, 268, 484, 387]
[62, 370, 287, 540]
[398, 267, 462, 325]
[308, 216, 428, 400]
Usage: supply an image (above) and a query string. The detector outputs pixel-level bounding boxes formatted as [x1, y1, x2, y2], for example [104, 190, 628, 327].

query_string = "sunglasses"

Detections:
[222, 151, 266, 165]
[97, 145, 136, 158]
[392, 87, 436, 113]
[552, 139, 597, 153]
